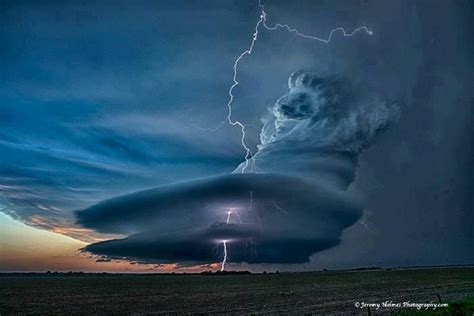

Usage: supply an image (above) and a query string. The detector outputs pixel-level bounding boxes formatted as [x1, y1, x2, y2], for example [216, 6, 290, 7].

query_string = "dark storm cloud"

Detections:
[79, 172, 361, 263]
[77, 173, 359, 235]
[86, 225, 340, 264]
[78, 72, 396, 264]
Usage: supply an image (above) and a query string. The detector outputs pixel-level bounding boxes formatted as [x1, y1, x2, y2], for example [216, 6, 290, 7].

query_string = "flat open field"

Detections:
[1, 267, 473, 315]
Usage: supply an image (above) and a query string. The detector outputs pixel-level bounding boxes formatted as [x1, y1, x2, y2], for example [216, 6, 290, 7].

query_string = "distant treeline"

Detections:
[1, 264, 472, 277]
[0, 271, 256, 277]
[0, 270, 280, 277]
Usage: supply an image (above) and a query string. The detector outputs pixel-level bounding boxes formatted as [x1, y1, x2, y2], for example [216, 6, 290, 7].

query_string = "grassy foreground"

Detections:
[1, 267, 473, 315]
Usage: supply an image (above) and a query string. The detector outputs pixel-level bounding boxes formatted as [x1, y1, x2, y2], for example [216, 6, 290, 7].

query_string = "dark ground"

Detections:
[1, 267, 473, 315]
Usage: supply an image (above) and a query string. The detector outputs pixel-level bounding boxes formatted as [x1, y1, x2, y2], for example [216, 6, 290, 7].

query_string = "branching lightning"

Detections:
[216, 0, 372, 173]
[217, 0, 373, 270]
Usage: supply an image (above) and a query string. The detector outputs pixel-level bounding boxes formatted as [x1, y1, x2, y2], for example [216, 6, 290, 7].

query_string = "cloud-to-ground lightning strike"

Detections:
[217, 0, 373, 270]
[220, 242, 228, 272]
[220, 210, 234, 271]
[219, 0, 372, 173]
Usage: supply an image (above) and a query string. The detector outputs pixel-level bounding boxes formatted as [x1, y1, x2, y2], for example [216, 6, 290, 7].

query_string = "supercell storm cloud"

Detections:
[77, 71, 398, 264]
[1, 0, 472, 274]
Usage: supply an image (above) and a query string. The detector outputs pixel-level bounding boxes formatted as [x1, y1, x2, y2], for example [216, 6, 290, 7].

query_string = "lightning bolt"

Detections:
[220, 242, 228, 272]
[216, 0, 372, 173]
[217, 0, 373, 270]
[220, 210, 233, 271]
